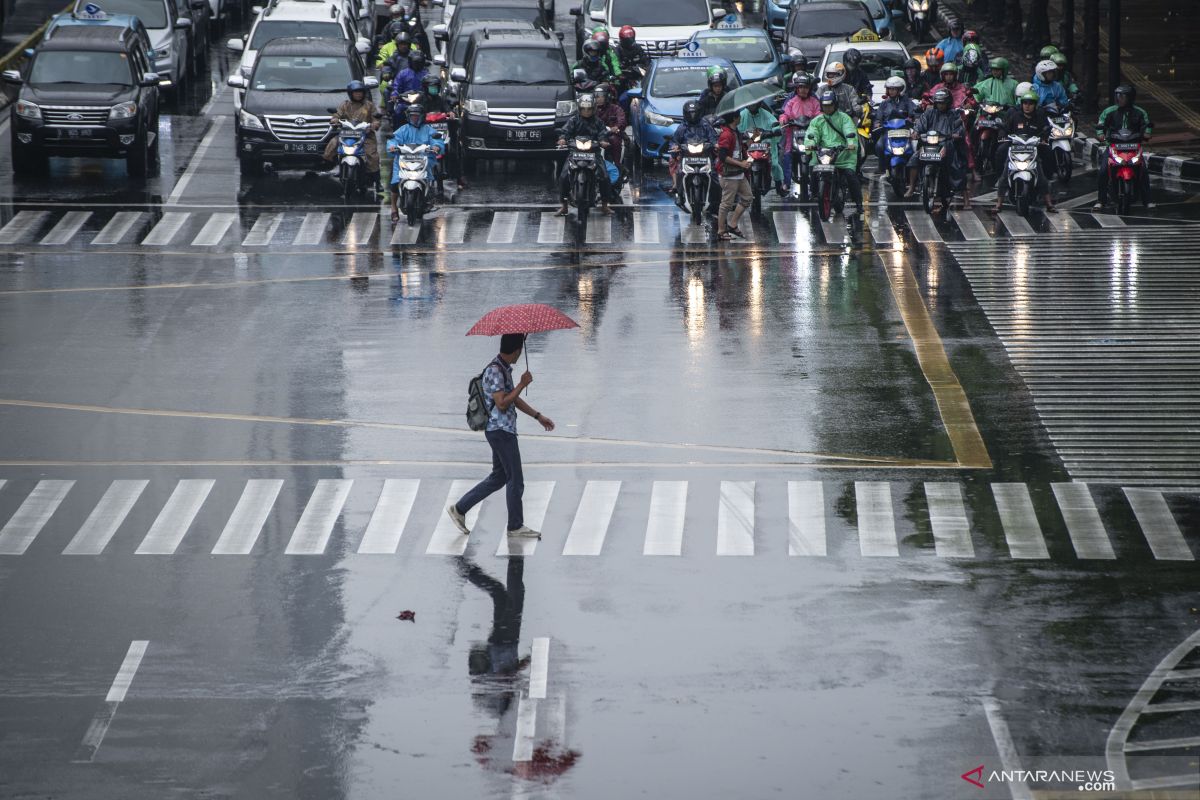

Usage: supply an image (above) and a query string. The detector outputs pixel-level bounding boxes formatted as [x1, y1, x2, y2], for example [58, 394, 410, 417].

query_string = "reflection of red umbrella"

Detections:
[466, 304, 579, 379]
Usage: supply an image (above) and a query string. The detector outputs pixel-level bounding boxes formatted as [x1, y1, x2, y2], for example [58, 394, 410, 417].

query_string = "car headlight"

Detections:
[556, 100, 576, 116]
[645, 109, 673, 127]
[15, 100, 41, 120]
[238, 108, 265, 130]
[466, 99, 488, 116]
[109, 102, 137, 120]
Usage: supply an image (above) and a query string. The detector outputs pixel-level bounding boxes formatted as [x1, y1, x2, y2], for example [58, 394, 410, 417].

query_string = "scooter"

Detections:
[563, 136, 605, 247]
[1004, 133, 1042, 218]
[390, 141, 437, 226]
[916, 129, 951, 214]
[785, 117, 812, 201]
[1046, 102, 1074, 183]
[811, 145, 844, 222]
[906, 0, 931, 41]
[425, 110, 450, 195]
[332, 117, 378, 203]
[973, 101, 1005, 177]
[1105, 128, 1144, 216]
[746, 128, 776, 220]
[881, 117, 913, 199]
[676, 138, 716, 225]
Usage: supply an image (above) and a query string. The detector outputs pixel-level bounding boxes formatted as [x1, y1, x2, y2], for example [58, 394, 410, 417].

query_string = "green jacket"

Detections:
[1097, 104, 1153, 139]
[973, 75, 1017, 106]
[803, 111, 857, 169]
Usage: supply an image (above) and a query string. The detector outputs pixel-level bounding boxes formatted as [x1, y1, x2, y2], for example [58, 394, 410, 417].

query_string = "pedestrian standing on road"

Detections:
[448, 334, 554, 539]
[715, 111, 753, 241]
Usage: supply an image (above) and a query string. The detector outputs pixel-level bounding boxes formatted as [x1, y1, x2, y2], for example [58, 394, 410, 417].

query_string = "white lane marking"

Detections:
[997, 210, 1036, 237]
[1045, 211, 1081, 232]
[991, 483, 1050, 559]
[140, 212, 189, 246]
[903, 210, 943, 242]
[537, 211, 564, 244]
[190, 212, 236, 247]
[643, 480, 687, 556]
[438, 212, 467, 244]
[678, 209, 706, 244]
[63, 480, 148, 555]
[868, 213, 896, 244]
[358, 479, 420, 554]
[0, 480, 74, 555]
[512, 694, 538, 762]
[1092, 212, 1127, 227]
[855, 481, 899, 557]
[92, 211, 145, 245]
[212, 479, 283, 555]
[585, 214, 612, 243]
[39, 211, 91, 246]
[633, 211, 659, 244]
[951, 209, 990, 241]
[924, 482, 974, 557]
[487, 211, 519, 243]
[787, 480, 826, 556]
[341, 212, 378, 247]
[529, 637, 550, 699]
[166, 116, 227, 205]
[1059, 191, 1098, 209]
[820, 219, 846, 244]
[293, 212, 331, 245]
[562, 481, 621, 556]
[241, 212, 283, 246]
[0, 211, 50, 245]
[1124, 488, 1193, 561]
[285, 479, 353, 555]
[427, 479, 480, 556]
[1051, 483, 1116, 560]
[72, 640, 150, 763]
[135, 479, 215, 554]
[982, 697, 1033, 800]
[773, 211, 799, 243]
[390, 219, 421, 245]
[496, 481, 554, 557]
[716, 480, 755, 556]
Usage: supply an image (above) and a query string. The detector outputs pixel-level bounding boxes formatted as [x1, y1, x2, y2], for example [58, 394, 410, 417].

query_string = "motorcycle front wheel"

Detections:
[688, 181, 703, 225]
[921, 167, 936, 214]
[1056, 150, 1073, 184]
[1117, 179, 1133, 216]
[1014, 181, 1030, 218]
[819, 176, 832, 221]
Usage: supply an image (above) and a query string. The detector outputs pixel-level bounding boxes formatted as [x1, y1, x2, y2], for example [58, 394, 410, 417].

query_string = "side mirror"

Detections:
[589, 9, 604, 21]
[23, 48, 34, 58]
[355, 38, 370, 54]
[568, 5, 580, 14]
[450, 66, 466, 81]
[2, 69, 22, 84]
[432, 22, 447, 39]
[433, 53, 446, 66]
[556, 30, 564, 40]
[226, 37, 244, 51]
[624, 86, 642, 99]
[139, 71, 161, 87]
[250, 4, 262, 13]
[226, 74, 246, 88]
[175, 16, 192, 27]
[769, 29, 783, 43]
[364, 75, 379, 88]
[711, 6, 723, 17]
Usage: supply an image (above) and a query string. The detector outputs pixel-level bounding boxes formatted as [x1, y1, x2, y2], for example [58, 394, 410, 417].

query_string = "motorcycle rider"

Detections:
[780, 48, 807, 87]
[841, 48, 873, 101]
[590, 27, 623, 78]
[926, 62, 976, 172]
[1050, 52, 1079, 101]
[615, 25, 649, 111]
[918, 48, 944, 96]
[573, 39, 619, 86]
[555, 93, 614, 217]
[779, 73, 820, 193]
[802, 89, 863, 217]
[419, 73, 466, 191]
[989, 90, 1056, 214]
[873, 76, 918, 173]
[390, 49, 428, 104]
[697, 67, 730, 118]
[959, 41, 986, 85]
[935, 19, 965, 65]
[821, 62, 863, 124]
[973, 56, 1017, 106]
[1094, 84, 1154, 211]
[907, 88, 970, 211]
[668, 99, 718, 207]
[377, 31, 413, 104]
[387, 103, 442, 223]
[739, 99, 785, 197]
[1032, 59, 1069, 108]
[901, 58, 924, 102]
[325, 80, 382, 182]
[594, 83, 626, 170]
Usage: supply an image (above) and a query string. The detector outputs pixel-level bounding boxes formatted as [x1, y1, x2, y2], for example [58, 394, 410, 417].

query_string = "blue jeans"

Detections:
[456, 429, 524, 530]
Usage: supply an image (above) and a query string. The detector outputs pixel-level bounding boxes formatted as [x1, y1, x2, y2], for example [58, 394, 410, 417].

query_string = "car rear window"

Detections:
[89, 0, 167, 29]
[825, 47, 906, 79]
[611, 0, 710, 27]
[250, 20, 343, 50]
[650, 65, 740, 98]
[471, 47, 565, 84]
[457, 6, 540, 25]
[697, 35, 773, 64]
[789, 8, 869, 37]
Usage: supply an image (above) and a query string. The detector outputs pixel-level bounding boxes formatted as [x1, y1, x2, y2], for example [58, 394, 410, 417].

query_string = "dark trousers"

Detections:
[456, 429, 524, 531]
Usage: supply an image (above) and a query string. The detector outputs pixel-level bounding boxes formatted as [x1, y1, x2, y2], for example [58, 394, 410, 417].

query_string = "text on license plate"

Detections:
[505, 129, 542, 141]
[284, 142, 322, 153]
[60, 128, 100, 138]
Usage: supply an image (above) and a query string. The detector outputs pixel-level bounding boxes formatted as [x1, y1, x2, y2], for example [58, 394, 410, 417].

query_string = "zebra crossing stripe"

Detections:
[63, 480, 148, 555]
[820, 219, 846, 244]
[903, 210, 942, 243]
[585, 214, 612, 243]
[992, 483, 1050, 559]
[717, 480, 755, 556]
[678, 209, 707, 244]
[855, 481, 898, 557]
[487, 211, 519, 244]
[998, 211, 1036, 238]
[562, 481, 621, 556]
[497, 481, 554, 557]
[634, 211, 659, 244]
[951, 209, 990, 241]
[787, 480, 825, 556]
[92, 211, 144, 245]
[537, 211, 564, 244]
[212, 479, 283, 555]
[0, 480, 74, 555]
[1124, 489, 1193, 561]
[0, 211, 50, 245]
[1051, 483, 1116, 560]
[390, 219, 420, 245]
[427, 480, 479, 556]
[293, 212, 330, 245]
[141, 212, 189, 246]
[1045, 211, 1081, 232]
[1093, 213, 1127, 228]
[341, 212, 378, 246]
[241, 212, 283, 246]
[135, 479, 214, 555]
[285, 479, 352, 555]
[39, 211, 91, 246]
[773, 211, 799, 244]
[644, 480, 687, 556]
[191, 213, 236, 247]
[438, 213, 467, 244]
[924, 482, 974, 558]
[357, 479, 420, 554]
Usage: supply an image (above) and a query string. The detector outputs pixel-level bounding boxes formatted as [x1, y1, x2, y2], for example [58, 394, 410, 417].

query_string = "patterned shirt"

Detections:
[482, 357, 517, 434]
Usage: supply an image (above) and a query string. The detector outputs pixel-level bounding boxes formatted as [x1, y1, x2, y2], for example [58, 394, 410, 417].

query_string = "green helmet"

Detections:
[1038, 45, 1060, 59]
[990, 56, 1009, 73]
[1019, 90, 1038, 103]
[1051, 52, 1068, 69]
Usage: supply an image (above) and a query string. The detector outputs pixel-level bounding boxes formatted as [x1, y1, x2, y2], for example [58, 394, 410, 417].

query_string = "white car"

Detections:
[590, 0, 724, 58]
[817, 39, 909, 103]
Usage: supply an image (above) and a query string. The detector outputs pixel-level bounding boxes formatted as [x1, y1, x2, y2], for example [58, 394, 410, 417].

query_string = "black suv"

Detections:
[453, 28, 573, 167]
[3, 25, 161, 176]
[229, 36, 375, 176]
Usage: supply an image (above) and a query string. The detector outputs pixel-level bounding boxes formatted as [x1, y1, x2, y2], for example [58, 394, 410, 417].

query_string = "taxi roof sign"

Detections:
[848, 28, 879, 43]
[75, 2, 109, 17]
[716, 14, 742, 29]
[678, 40, 706, 57]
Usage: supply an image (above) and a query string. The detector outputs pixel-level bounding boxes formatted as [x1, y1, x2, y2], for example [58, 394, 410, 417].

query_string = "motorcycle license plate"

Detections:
[749, 144, 769, 153]
[921, 148, 942, 161]
[812, 163, 835, 172]
[1011, 147, 1036, 157]
[284, 142, 321, 153]
[572, 152, 595, 162]
[505, 129, 542, 141]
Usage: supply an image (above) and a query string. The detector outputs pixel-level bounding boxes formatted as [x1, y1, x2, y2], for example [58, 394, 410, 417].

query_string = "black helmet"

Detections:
[903, 57, 920, 73]
[932, 88, 951, 106]
[393, 31, 411, 45]
[707, 66, 728, 87]
[406, 102, 426, 123]
[583, 39, 602, 59]
[422, 73, 442, 94]
[408, 50, 427, 69]
[683, 99, 701, 124]
[843, 47, 861, 69]
[1114, 84, 1135, 103]
[346, 79, 366, 98]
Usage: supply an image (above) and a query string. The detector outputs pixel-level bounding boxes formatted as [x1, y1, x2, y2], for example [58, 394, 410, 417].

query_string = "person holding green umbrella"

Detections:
[803, 89, 863, 216]
[739, 100, 786, 197]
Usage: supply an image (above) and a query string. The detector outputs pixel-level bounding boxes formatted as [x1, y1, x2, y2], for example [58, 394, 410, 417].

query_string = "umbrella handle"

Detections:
[524, 347, 531, 399]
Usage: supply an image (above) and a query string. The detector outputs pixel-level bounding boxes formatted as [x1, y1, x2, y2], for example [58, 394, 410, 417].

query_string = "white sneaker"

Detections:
[446, 504, 470, 535]
[506, 525, 542, 539]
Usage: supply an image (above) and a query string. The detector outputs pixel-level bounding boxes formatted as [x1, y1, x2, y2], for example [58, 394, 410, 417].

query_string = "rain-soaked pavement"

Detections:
[2, 4, 1200, 799]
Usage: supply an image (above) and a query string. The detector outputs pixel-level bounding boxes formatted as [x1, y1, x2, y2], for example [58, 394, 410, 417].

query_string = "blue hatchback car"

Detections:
[687, 28, 783, 85]
[627, 55, 742, 162]
[763, 0, 792, 33]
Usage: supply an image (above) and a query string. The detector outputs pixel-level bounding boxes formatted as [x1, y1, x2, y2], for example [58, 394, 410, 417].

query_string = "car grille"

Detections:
[263, 114, 331, 143]
[488, 107, 557, 129]
[41, 106, 110, 126]
[642, 38, 687, 57]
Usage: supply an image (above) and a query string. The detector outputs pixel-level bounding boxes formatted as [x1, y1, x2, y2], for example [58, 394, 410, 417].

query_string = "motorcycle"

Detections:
[880, 117, 913, 199]
[746, 128, 776, 219]
[906, 0, 931, 40]
[811, 145, 844, 221]
[562, 136, 605, 246]
[973, 101, 1005, 177]
[916, 129, 951, 214]
[331, 116, 378, 204]
[1105, 128, 1144, 216]
[676, 138, 715, 224]
[785, 117, 812, 201]
[1004, 133, 1042, 218]
[425, 110, 450, 195]
[390, 141, 437, 226]
[1046, 102, 1074, 183]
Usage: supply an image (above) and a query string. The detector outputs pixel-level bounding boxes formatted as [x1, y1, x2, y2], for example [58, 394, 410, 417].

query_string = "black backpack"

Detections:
[466, 360, 498, 431]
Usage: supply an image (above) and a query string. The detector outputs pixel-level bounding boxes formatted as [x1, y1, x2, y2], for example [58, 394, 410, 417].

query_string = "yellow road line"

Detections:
[0, 3, 73, 74]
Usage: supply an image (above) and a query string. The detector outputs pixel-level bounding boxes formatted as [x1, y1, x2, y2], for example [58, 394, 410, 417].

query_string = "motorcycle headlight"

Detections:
[15, 100, 41, 120]
[575, 137, 592, 150]
[109, 102, 137, 120]
[466, 99, 488, 117]
[686, 143, 704, 154]
[926, 133, 939, 144]
[1060, 122, 1074, 137]
[1129, 154, 1140, 164]
[910, 0, 928, 9]
[984, 104, 1000, 114]
[556, 100, 577, 116]
[645, 109, 673, 127]
[819, 153, 833, 164]
[238, 108, 265, 130]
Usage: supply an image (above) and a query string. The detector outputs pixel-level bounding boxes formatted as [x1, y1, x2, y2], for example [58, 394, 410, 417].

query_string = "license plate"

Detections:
[284, 142, 321, 153]
[921, 149, 942, 161]
[62, 128, 99, 138]
[505, 129, 543, 141]
[683, 158, 708, 167]
[812, 163, 835, 172]
[749, 144, 769, 152]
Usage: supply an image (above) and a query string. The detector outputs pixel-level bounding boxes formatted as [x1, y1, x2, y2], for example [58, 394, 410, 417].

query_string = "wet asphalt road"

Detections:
[2, 5, 1200, 800]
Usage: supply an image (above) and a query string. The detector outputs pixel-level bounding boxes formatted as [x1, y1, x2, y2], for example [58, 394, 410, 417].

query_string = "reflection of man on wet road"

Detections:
[459, 556, 526, 678]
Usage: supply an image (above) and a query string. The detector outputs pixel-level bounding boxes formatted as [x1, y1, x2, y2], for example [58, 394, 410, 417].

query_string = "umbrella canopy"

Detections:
[714, 82, 784, 118]
[466, 304, 579, 337]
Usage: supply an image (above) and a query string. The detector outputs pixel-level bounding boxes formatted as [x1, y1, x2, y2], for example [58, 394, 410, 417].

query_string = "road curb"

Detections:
[1073, 136, 1200, 180]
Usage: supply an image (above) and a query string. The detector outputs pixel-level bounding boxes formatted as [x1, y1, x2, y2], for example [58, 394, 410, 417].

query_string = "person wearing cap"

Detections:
[989, 90, 1056, 214]
[325, 80, 382, 178]
[803, 89, 863, 216]
[907, 88, 970, 210]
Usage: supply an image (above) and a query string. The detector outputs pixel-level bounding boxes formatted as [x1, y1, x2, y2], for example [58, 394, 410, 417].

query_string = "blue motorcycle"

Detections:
[333, 117, 378, 203]
[880, 117, 914, 200]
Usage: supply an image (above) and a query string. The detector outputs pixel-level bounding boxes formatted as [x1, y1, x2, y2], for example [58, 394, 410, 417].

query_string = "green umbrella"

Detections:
[714, 82, 784, 118]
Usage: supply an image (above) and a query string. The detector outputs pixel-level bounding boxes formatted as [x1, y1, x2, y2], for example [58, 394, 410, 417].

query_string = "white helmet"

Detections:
[1015, 80, 1033, 97]
[884, 75, 906, 93]
[824, 61, 845, 86]
[1035, 59, 1057, 79]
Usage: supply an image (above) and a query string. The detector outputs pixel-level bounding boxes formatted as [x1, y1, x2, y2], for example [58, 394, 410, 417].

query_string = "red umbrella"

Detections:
[466, 304, 579, 383]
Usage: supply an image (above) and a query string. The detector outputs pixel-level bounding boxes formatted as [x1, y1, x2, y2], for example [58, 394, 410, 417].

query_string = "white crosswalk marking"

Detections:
[952, 209, 990, 241]
[678, 209, 707, 244]
[191, 213, 236, 247]
[717, 481, 755, 556]
[904, 210, 942, 243]
[341, 212, 378, 247]
[92, 211, 144, 245]
[998, 211, 1036, 237]
[1045, 211, 1081, 232]
[644, 480, 687, 556]
[537, 211, 565, 244]
[212, 479, 283, 555]
[358, 479, 420, 554]
[0, 211, 50, 245]
[787, 480, 825, 556]
[855, 481, 898, 557]
[437, 212, 467, 244]
[497, 481, 555, 557]
[0, 480, 74, 555]
[487, 211, 519, 243]
[135, 479, 214, 555]
[634, 211, 660, 244]
[427, 480, 480, 556]
[285, 479, 352, 555]
[1124, 489, 1192, 561]
[562, 481, 621, 556]
[241, 212, 283, 246]
[867, 212, 895, 244]
[63, 480, 148, 555]
[390, 219, 420, 245]
[992, 483, 1050, 559]
[141, 212, 189, 246]
[773, 211, 800, 244]
[39, 211, 91, 246]
[924, 482, 974, 557]
[1092, 213, 1127, 228]
[293, 212, 330, 245]
[1052, 483, 1116, 560]
[820, 219, 846, 244]
[585, 214, 612, 243]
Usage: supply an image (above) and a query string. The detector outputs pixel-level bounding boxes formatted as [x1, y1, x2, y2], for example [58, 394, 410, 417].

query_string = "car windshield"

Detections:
[88, 0, 166, 29]
[250, 21, 343, 51]
[251, 54, 352, 91]
[697, 35, 773, 64]
[29, 50, 133, 85]
[471, 47, 564, 84]
[650, 65, 738, 98]
[451, 22, 530, 64]
[457, 6, 540, 25]
[611, 0, 710, 27]
[826, 48, 906, 79]
[789, 8, 868, 37]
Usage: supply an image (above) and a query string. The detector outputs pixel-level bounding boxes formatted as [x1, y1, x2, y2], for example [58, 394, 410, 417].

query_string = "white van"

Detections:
[591, 0, 722, 58]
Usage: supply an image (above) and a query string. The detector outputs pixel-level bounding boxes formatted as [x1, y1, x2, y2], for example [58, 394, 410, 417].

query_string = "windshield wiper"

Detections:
[526, 78, 565, 84]
[477, 79, 526, 85]
[261, 86, 334, 92]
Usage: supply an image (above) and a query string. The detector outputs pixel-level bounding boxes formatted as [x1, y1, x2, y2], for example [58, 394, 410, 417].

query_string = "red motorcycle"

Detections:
[746, 128, 776, 220]
[1105, 127, 1144, 216]
[426, 110, 450, 195]
[973, 101, 1006, 176]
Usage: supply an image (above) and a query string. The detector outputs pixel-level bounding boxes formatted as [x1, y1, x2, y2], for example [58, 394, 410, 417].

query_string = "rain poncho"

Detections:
[1032, 76, 1068, 108]
[973, 74, 1018, 106]
[803, 110, 858, 170]
[739, 105, 783, 183]
[388, 122, 441, 184]
[779, 93, 820, 153]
